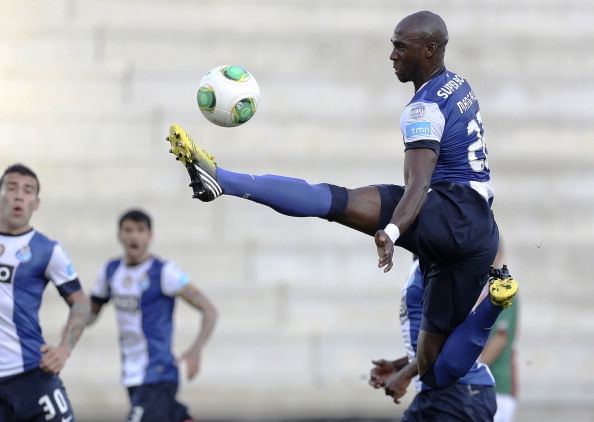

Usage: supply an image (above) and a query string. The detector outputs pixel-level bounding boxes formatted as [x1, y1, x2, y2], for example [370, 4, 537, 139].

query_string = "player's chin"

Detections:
[395, 71, 410, 83]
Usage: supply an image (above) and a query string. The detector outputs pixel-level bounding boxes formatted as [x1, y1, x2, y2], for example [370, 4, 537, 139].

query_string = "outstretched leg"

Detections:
[166, 123, 393, 236]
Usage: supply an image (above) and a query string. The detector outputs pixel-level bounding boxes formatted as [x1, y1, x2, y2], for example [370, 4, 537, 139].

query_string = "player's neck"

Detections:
[414, 64, 445, 92]
[125, 253, 150, 267]
[0, 221, 32, 236]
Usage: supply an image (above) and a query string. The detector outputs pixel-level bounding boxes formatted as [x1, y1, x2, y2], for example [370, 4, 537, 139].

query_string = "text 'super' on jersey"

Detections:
[400, 68, 494, 202]
[400, 259, 495, 392]
[91, 256, 190, 387]
[0, 229, 80, 377]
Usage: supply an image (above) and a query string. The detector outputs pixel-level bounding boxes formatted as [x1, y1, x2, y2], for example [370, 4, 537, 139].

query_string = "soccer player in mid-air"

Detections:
[165, 10, 517, 388]
[0, 163, 90, 421]
[87, 209, 218, 422]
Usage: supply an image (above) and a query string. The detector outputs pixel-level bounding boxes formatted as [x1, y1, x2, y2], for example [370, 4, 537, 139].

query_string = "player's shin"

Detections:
[216, 167, 338, 218]
[422, 296, 503, 389]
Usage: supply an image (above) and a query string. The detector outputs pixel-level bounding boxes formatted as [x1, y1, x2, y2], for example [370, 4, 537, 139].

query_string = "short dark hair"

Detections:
[118, 208, 152, 230]
[0, 163, 40, 194]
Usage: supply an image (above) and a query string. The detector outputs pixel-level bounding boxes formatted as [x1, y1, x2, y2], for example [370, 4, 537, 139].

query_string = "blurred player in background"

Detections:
[0, 163, 90, 421]
[87, 209, 218, 422]
[166, 10, 517, 389]
[480, 244, 520, 422]
[369, 257, 500, 421]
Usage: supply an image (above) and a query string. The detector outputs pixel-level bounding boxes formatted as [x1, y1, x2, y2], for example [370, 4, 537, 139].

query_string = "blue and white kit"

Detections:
[91, 256, 190, 386]
[400, 68, 493, 202]
[0, 229, 80, 377]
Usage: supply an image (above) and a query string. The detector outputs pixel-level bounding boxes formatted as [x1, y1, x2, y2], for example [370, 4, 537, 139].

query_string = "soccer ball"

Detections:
[196, 65, 260, 127]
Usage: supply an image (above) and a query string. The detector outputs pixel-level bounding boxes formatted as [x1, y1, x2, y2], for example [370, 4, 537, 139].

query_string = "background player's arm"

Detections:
[177, 283, 218, 380]
[376, 148, 437, 272]
[369, 356, 409, 388]
[480, 327, 508, 365]
[40, 289, 90, 374]
[384, 358, 418, 404]
[87, 298, 107, 326]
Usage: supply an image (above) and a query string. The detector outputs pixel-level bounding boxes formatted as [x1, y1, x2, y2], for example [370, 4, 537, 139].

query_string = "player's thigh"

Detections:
[416, 183, 498, 259]
[11, 370, 75, 422]
[420, 246, 496, 335]
[335, 184, 404, 236]
[127, 383, 179, 422]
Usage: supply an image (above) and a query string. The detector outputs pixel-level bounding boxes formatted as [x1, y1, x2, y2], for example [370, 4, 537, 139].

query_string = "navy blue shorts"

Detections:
[377, 181, 499, 334]
[401, 384, 497, 422]
[127, 382, 191, 422]
[0, 368, 75, 422]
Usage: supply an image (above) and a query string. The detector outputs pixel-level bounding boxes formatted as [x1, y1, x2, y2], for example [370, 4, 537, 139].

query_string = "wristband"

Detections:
[384, 223, 400, 244]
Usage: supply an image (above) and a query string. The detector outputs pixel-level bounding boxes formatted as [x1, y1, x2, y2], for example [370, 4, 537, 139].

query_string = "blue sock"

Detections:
[431, 297, 503, 388]
[216, 167, 333, 217]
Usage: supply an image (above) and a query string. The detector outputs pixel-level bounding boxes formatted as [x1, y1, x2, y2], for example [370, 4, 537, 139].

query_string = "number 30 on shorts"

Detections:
[38, 389, 70, 420]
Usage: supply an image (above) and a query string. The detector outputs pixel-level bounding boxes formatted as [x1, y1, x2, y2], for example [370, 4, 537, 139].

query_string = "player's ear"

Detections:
[32, 196, 40, 212]
[425, 41, 437, 58]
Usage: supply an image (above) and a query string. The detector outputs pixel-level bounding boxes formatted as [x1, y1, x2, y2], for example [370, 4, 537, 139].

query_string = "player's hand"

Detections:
[178, 348, 202, 380]
[384, 367, 413, 404]
[40, 344, 70, 374]
[369, 359, 396, 388]
[374, 230, 395, 272]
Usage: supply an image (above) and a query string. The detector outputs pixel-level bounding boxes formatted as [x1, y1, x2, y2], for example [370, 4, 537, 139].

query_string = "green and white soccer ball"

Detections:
[197, 65, 260, 127]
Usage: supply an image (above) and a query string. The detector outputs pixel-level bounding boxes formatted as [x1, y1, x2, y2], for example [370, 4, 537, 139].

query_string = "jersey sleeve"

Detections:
[161, 261, 191, 296]
[45, 243, 78, 286]
[90, 263, 111, 303]
[400, 101, 445, 153]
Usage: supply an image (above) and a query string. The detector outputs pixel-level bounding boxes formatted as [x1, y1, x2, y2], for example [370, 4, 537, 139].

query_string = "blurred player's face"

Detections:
[118, 219, 152, 265]
[0, 172, 40, 234]
[390, 27, 425, 84]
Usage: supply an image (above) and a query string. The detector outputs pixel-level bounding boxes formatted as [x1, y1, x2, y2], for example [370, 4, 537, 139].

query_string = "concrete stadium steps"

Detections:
[3, 0, 594, 419]
[0, 27, 97, 66]
[0, 64, 132, 113]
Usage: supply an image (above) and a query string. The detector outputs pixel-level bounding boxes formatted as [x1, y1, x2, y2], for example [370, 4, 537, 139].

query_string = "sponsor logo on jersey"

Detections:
[436, 74, 466, 99]
[409, 103, 426, 120]
[0, 264, 15, 284]
[113, 295, 140, 312]
[405, 122, 432, 138]
[15, 245, 32, 263]
[122, 275, 133, 288]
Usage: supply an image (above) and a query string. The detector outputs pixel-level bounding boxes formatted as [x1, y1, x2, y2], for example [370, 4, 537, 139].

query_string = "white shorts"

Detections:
[494, 393, 517, 422]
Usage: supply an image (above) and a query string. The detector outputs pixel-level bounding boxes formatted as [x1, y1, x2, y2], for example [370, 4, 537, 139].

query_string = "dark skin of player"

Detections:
[328, 11, 450, 385]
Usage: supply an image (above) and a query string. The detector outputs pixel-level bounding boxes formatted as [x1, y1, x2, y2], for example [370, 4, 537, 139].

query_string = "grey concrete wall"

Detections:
[1, 0, 593, 420]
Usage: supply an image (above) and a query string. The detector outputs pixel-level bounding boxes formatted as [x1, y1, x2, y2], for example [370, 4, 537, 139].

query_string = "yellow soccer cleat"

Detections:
[488, 265, 518, 309]
[166, 124, 222, 201]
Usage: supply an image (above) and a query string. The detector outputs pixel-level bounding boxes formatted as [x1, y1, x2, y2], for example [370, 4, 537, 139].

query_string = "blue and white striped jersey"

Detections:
[0, 229, 79, 377]
[400, 68, 493, 202]
[400, 260, 495, 392]
[91, 256, 190, 387]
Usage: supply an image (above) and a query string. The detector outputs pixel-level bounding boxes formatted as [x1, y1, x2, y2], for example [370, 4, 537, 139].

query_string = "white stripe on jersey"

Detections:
[0, 230, 77, 377]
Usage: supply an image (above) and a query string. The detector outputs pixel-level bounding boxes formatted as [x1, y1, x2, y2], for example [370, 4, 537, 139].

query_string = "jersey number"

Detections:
[467, 112, 489, 172]
[38, 389, 69, 420]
